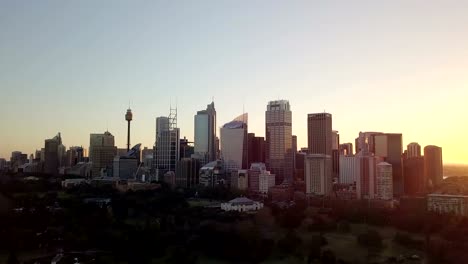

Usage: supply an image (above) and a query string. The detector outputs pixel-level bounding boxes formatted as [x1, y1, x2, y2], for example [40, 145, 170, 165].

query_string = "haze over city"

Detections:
[1, 0, 467, 164]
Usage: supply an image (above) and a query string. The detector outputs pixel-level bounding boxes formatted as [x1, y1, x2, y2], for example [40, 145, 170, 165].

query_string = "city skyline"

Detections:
[1, 1, 467, 164]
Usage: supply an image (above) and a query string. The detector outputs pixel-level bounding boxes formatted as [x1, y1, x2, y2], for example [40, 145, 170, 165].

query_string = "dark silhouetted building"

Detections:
[194, 102, 217, 165]
[44, 133, 63, 175]
[247, 133, 265, 168]
[424, 145, 443, 189]
[176, 157, 200, 188]
[308, 113, 332, 156]
[404, 156, 425, 195]
[179, 137, 194, 159]
[307, 113, 333, 196]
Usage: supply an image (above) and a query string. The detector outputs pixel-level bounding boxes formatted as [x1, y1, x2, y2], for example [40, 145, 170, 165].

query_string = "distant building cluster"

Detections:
[1, 99, 445, 208]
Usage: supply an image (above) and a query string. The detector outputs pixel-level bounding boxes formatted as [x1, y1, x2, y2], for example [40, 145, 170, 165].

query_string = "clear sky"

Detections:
[1, 1, 467, 164]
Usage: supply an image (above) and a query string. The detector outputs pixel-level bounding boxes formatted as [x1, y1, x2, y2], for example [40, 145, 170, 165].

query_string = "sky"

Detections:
[1, 0, 467, 164]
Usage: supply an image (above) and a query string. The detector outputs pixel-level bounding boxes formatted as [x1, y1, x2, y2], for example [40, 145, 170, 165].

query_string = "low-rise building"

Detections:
[221, 197, 263, 212]
[427, 194, 468, 216]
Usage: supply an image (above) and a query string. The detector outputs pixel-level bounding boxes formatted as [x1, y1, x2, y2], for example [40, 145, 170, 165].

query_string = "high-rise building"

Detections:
[153, 108, 180, 180]
[0, 158, 6, 171]
[407, 143, 421, 159]
[220, 113, 248, 173]
[374, 133, 403, 197]
[307, 112, 333, 195]
[305, 154, 332, 195]
[292, 135, 298, 173]
[376, 162, 393, 200]
[339, 155, 356, 184]
[89, 131, 117, 177]
[179, 137, 194, 159]
[10, 151, 28, 172]
[340, 143, 354, 156]
[307, 113, 332, 156]
[331, 130, 340, 181]
[265, 100, 293, 184]
[424, 145, 443, 188]
[295, 151, 306, 181]
[355, 151, 377, 199]
[403, 156, 425, 195]
[247, 133, 265, 168]
[67, 146, 84, 167]
[194, 101, 217, 165]
[176, 158, 201, 188]
[355, 132, 384, 154]
[44, 133, 63, 175]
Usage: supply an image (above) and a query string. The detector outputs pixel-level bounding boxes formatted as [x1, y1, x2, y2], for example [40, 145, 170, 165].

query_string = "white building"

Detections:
[259, 171, 275, 194]
[220, 114, 248, 173]
[376, 162, 393, 200]
[305, 154, 332, 196]
[339, 155, 357, 184]
[221, 197, 263, 212]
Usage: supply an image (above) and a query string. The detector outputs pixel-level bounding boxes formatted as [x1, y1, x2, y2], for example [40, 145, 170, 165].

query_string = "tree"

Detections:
[7, 251, 19, 264]
[357, 229, 382, 249]
[322, 249, 336, 264]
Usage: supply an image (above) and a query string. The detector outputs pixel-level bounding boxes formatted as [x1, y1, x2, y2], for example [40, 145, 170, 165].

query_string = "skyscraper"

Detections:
[355, 132, 384, 154]
[331, 130, 340, 181]
[407, 142, 421, 158]
[374, 133, 403, 197]
[247, 133, 265, 168]
[89, 131, 117, 177]
[339, 143, 354, 156]
[307, 113, 333, 195]
[355, 151, 377, 199]
[220, 113, 248, 173]
[424, 145, 443, 188]
[265, 100, 293, 184]
[307, 113, 332, 156]
[403, 156, 425, 195]
[44, 133, 62, 175]
[176, 157, 201, 188]
[194, 101, 217, 165]
[154, 108, 180, 180]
